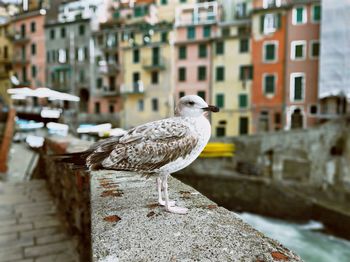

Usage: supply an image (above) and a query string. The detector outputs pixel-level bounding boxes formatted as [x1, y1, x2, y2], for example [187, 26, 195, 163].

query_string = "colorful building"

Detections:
[0, 19, 13, 106]
[11, 8, 46, 89]
[251, 0, 287, 132]
[211, 0, 253, 137]
[120, 22, 173, 128]
[284, 0, 320, 129]
[174, 1, 220, 103]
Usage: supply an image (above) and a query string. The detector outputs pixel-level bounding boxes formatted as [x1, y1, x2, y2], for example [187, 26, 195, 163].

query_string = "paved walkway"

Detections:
[0, 180, 79, 262]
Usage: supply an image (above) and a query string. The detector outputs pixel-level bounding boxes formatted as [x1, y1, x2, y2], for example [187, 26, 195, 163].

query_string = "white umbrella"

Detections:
[7, 87, 80, 102]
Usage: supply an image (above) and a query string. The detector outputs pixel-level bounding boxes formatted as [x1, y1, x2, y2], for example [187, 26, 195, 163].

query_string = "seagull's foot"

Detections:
[158, 199, 176, 207]
[166, 206, 188, 215]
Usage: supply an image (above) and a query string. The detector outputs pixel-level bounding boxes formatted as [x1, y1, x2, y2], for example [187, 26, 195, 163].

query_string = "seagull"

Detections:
[59, 95, 219, 214]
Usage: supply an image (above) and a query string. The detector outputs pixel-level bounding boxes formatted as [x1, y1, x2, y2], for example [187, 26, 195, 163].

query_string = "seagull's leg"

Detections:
[163, 174, 188, 215]
[157, 176, 175, 206]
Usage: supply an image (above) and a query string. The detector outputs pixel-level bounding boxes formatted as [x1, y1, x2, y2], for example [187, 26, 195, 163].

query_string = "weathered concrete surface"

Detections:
[91, 171, 302, 262]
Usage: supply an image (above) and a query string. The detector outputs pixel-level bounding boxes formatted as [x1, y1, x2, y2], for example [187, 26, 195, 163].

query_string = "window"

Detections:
[263, 42, 277, 62]
[179, 46, 187, 59]
[61, 27, 66, 38]
[198, 66, 206, 81]
[179, 91, 185, 98]
[95, 102, 100, 114]
[97, 78, 102, 88]
[161, 32, 168, 43]
[46, 51, 50, 63]
[187, 26, 195, 39]
[216, 41, 224, 55]
[79, 24, 85, 35]
[180, 0, 187, 3]
[310, 41, 320, 58]
[312, 5, 321, 22]
[290, 73, 305, 101]
[58, 49, 66, 63]
[20, 24, 26, 37]
[138, 99, 144, 111]
[109, 104, 114, 113]
[275, 112, 281, 124]
[30, 22, 36, 33]
[309, 105, 318, 115]
[178, 67, 186, 81]
[291, 41, 306, 60]
[216, 66, 225, 81]
[239, 39, 249, 53]
[31, 43, 36, 55]
[260, 13, 281, 34]
[198, 44, 207, 58]
[151, 71, 158, 84]
[293, 6, 307, 25]
[216, 127, 226, 137]
[22, 66, 27, 81]
[31, 65, 37, 78]
[264, 74, 276, 95]
[109, 76, 116, 91]
[239, 65, 253, 80]
[236, 2, 247, 18]
[50, 29, 55, 40]
[197, 91, 206, 100]
[216, 94, 224, 108]
[263, 0, 281, 9]
[84, 46, 89, 61]
[239, 117, 249, 135]
[239, 94, 248, 108]
[161, 0, 167, 4]
[222, 27, 230, 37]
[133, 49, 139, 63]
[79, 70, 85, 82]
[152, 98, 159, 111]
[203, 25, 211, 38]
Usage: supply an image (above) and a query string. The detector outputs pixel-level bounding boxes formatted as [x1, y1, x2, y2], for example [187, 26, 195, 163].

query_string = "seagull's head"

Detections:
[175, 95, 219, 117]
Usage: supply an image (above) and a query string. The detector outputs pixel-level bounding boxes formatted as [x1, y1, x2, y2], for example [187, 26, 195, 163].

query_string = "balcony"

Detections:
[99, 86, 120, 97]
[120, 81, 144, 95]
[13, 33, 30, 44]
[175, 1, 219, 26]
[142, 56, 166, 71]
[12, 56, 30, 65]
[98, 61, 121, 75]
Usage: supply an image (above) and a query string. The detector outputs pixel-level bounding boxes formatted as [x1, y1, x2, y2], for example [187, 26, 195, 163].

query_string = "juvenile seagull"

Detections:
[60, 95, 219, 214]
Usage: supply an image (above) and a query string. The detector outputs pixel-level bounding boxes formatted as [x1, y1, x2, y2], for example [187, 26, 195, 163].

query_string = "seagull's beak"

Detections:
[202, 105, 220, 113]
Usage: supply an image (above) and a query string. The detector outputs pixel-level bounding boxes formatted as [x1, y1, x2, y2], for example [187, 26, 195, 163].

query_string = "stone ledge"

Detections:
[91, 171, 302, 261]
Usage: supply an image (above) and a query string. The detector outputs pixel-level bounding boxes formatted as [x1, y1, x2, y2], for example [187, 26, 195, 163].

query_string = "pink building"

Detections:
[174, 1, 220, 103]
[12, 9, 46, 89]
[284, 0, 321, 129]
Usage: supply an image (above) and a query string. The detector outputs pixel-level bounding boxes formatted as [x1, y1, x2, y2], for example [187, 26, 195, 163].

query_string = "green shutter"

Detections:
[198, 66, 206, 80]
[312, 42, 320, 57]
[265, 44, 275, 61]
[187, 26, 195, 39]
[260, 15, 265, 33]
[179, 68, 186, 81]
[179, 46, 187, 59]
[198, 44, 207, 58]
[197, 91, 205, 100]
[296, 7, 304, 23]
[276, 13, 282, 29]
[239, 94, 248, 108]
[239, 117, 249, 135]
[216, 41, 224, 55]
[203, 25, 211, 38]
[265, 75, 275, 94]
[216, 67, 225, 81]
[313, 5, 321, 21]
[294, 76, 303, 100]
[216, 94, 224, 108]
[295, 44, 303, 58]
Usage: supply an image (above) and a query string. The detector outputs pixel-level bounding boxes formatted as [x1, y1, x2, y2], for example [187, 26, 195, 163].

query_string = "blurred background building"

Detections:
[1, 0, 349, 137]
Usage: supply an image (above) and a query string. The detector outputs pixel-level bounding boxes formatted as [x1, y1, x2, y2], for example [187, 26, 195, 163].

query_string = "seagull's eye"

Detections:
[188, 101, 195, 106]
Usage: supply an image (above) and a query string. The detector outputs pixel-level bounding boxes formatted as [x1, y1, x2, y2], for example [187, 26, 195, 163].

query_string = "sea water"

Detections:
[239, 213, 350, 262]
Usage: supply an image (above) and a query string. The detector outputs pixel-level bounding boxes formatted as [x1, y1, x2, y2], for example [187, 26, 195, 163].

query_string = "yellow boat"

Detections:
[199, 142, 235, 158]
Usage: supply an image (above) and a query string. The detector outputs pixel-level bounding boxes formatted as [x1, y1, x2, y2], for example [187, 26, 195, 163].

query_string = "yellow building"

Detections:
[120, 23, 174, 128]
[156, 0, 197, 23]
[211, 22, 253, 137]
[0, 21, 13, 106]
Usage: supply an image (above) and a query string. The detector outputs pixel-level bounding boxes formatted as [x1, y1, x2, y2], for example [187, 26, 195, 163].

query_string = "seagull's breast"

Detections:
[160, 115, 211, 174]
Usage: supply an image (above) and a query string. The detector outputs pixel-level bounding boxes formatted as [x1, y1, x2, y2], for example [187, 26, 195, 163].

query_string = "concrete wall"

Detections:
[39, 136, 302, 262]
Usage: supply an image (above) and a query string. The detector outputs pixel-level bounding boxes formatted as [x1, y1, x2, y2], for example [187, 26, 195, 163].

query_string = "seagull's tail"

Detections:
[52, 151, 92, 170]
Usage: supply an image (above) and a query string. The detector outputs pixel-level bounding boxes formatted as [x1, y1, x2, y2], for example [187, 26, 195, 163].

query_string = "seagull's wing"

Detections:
[92, 118, 198, 173]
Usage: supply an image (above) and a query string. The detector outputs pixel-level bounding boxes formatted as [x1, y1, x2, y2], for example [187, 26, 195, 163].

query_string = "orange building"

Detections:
[251, 0, 287, 132]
